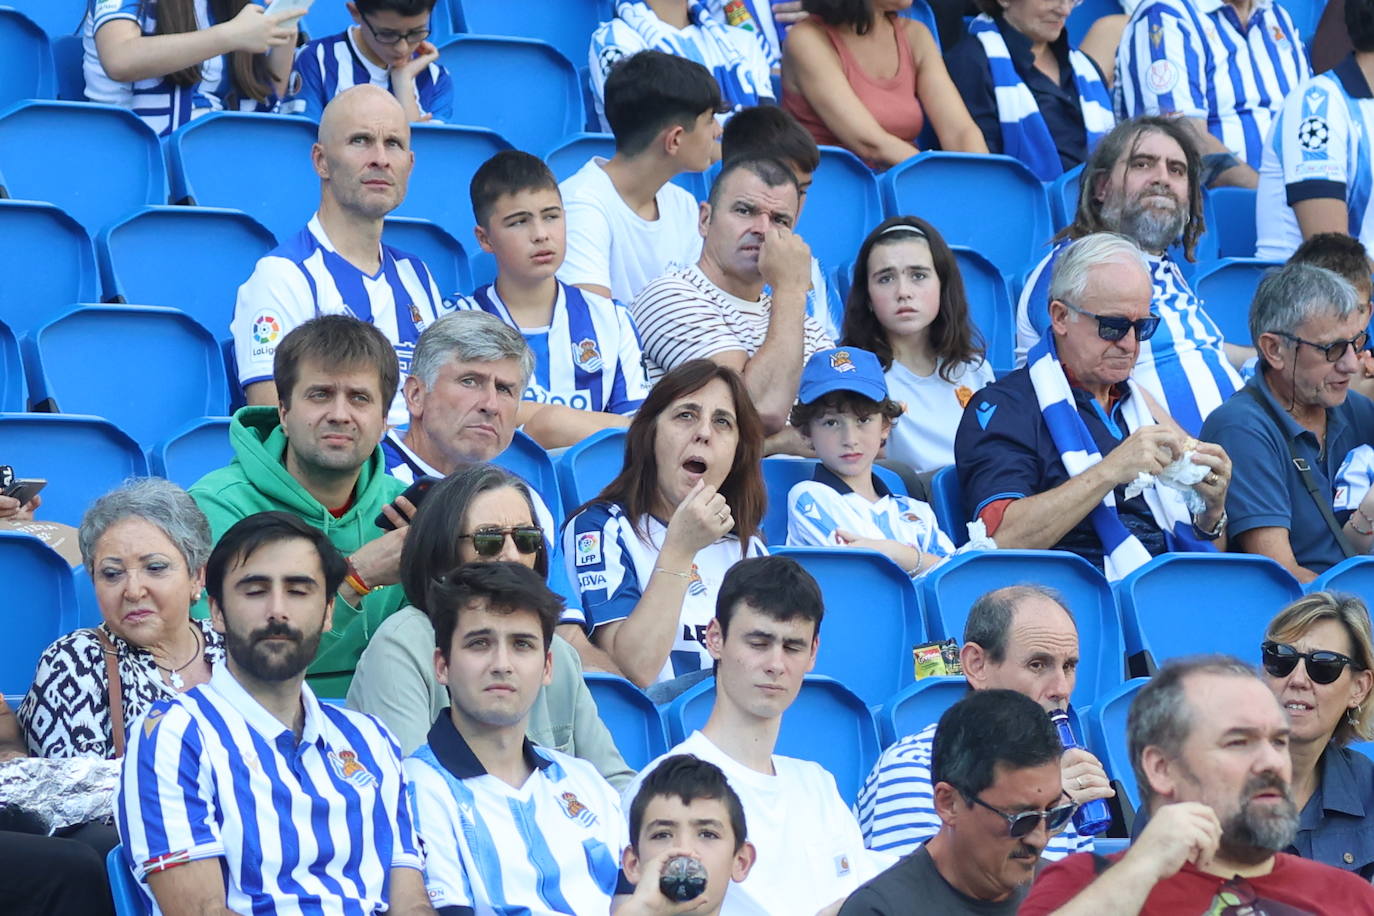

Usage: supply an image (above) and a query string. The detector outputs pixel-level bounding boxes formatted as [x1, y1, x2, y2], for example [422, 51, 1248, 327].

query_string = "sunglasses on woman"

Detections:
[458, 525, 544, 557]
[1261, 640, 1364, 685]
[1060, 301, 1162, 342]
[960, 790, 1078, 838]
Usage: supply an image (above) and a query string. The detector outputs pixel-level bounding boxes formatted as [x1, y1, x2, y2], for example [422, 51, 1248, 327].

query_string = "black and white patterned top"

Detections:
[17, 619, 225, 759]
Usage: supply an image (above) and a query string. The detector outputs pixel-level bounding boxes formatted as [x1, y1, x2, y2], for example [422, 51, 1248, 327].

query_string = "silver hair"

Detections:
[1048, 232, 1152, 306]
[408, 311, 535, 390]
[78, 477, 212, 575]
[1249, 262, 1361, 353]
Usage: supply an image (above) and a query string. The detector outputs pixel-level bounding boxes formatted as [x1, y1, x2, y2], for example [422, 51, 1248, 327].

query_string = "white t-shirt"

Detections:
[623, 731, 891, 916]
[883, 358, 994, 473]
[557, 157, 704, 304]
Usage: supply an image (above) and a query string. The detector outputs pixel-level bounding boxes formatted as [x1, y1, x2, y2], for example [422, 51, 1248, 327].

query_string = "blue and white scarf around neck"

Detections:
[969, 13, 1114, 182]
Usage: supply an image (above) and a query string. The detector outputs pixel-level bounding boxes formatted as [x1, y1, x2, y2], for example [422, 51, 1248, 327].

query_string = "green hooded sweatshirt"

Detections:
[188, 406, 407, 698]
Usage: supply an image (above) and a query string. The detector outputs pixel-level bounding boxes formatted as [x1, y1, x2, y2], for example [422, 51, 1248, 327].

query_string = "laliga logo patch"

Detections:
[574, 338, 604, 372]
[328, 749, 378, 788]
[558, 791, 599, 827]
[252, 314, 281, 345]
[829, 350, 856, 373]
[575, 532, 602, 567]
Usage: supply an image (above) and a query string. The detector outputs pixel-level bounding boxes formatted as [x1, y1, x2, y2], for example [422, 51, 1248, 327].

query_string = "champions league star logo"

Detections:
[1298, 116, 1330, 152]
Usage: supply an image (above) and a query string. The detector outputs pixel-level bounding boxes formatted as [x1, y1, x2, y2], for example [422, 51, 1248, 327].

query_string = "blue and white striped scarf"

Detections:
[1027, 330, 1213, 581]
[614, 0, 746, 70]
[969, 13, 1115, 182]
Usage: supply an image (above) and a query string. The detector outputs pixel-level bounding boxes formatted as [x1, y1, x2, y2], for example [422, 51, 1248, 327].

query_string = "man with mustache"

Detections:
[116, 511, 437, 915]
[1021, 655, 1374, 914]
[1014, 116, 1246, 437]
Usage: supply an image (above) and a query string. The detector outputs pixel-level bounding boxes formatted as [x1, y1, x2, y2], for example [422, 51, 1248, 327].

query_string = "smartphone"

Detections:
[1, 478, 46, 505]
[375, 476, 438, 530]
[263, 0, 313, 17]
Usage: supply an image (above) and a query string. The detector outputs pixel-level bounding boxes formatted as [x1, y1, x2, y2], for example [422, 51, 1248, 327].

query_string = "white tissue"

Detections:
[1123, 450, 1209, 515]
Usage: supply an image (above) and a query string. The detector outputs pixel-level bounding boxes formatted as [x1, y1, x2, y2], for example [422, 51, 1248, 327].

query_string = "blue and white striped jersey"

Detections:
[706, 0, 783, 68]
[116, 665, 423, 916]
[856, 721, 1095, 859]
[453, 281, 649, 415]
[785, 467, 955, 566]
[1015, 240, 1241, 435]
[1256, 58, 1374, 260]
[405, 714, 626, 914]
[562, 502, 767, 684]
[281, 29, 453, 122]
[1115, 0, 1309, 168]
[232, 215, 448, 427]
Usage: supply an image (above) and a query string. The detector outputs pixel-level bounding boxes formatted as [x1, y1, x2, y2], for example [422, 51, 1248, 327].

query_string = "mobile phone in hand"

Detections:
[375, 476, 438, 530]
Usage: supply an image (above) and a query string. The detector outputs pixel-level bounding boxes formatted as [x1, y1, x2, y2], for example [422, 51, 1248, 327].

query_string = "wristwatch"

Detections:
[1193, 510, 1227, 540]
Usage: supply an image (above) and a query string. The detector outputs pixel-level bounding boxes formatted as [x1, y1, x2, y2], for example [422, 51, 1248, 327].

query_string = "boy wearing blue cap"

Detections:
[786, 347, 955, 577]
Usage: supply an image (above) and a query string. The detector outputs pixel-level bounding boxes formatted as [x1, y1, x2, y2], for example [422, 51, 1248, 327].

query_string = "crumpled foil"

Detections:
[1123, 449, 1210, 516]
[959, 519, 998, 553]
[0, 756, 120, 832]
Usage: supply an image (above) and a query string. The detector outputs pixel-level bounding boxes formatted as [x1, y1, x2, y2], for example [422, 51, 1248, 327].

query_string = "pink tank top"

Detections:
[784, 15, 925, 155]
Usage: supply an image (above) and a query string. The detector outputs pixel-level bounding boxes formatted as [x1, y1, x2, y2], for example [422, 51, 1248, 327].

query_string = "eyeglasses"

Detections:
[1059, 301, 1161, 342]
[458, 525, 544, 557]
[959, 790, 1078, 838]
[359, 12, 430, 45]
[1262, 640, 1364, 685]
[1272, 330, 1370, 363]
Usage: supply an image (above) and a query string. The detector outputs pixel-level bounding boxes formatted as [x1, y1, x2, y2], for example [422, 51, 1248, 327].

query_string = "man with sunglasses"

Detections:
[842, 689, 1074, 914]
[1202, 262, 1374, 582]
[956, 233, 1232, 578]
[284, 0, 451, 123]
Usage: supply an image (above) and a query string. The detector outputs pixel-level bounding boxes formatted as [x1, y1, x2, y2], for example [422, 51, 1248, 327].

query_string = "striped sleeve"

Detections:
[231, 256, 317, 386]
[404, 758, 476, 909]
[630, 277, 744, 374]
[422, 64, 455, 122]
[283, 44, 328, 120]
[854, 724, 940, 855]
[562, 505, 643, 630]
[605, 300, 649, 415]
[1118, 2, 1208, 121]
[90, 0, 141, 30]
[1280, 77, 1351, 204]
[786, 482, 845, 547]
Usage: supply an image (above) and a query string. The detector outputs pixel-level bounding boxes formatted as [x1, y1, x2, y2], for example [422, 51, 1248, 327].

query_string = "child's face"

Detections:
[475, 186, 566, 284]
[624, 794, 753, 913]
[349, 3, 433, 69]
[805, 406, 888, 483]
[868, 237, 941, 341]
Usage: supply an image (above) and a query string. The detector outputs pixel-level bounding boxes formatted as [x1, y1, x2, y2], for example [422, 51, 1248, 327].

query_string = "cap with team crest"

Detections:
[798, 347, 888, 405]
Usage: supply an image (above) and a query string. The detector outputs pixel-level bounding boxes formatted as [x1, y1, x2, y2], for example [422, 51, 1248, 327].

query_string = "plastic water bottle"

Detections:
[1049, 709, 1112, 836]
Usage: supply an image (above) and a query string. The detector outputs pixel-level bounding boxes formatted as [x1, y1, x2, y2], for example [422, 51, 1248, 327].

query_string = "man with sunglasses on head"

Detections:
[283, 0, 451, 123]
[956, 233, 1232, 579]
[1202, 262, 1374, 583]
[842, 690, 1077, 915]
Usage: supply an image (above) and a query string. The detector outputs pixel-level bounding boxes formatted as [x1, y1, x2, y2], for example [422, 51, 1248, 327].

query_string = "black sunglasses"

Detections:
[960, 790, 1077, 838]
[458, 525, 543, 558]
[1060, 300, 1161, 342]
[359, 12, 431, 45]
[1273, 330, 1370, 363]
[1262, 640, 1364, 685]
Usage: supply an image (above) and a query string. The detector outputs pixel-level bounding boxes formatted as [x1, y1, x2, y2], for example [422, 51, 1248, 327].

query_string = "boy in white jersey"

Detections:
[404, 561, 628, 914]
[786, 346, 955, 576]
[451, 150, 648, 447]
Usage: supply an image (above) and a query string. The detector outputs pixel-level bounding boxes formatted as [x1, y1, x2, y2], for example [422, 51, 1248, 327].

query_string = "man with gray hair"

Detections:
[1201, 262, 1374, 582]
[956, 232, 1232, 579]
[1021, 656, 1374, 914]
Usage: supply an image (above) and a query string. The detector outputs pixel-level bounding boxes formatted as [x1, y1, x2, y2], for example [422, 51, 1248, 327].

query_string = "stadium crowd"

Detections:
[3, 0, 1374, 912]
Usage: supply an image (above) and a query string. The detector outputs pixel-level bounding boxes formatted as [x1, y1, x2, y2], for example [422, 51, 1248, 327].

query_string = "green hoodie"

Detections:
[188, 406, 406, 698]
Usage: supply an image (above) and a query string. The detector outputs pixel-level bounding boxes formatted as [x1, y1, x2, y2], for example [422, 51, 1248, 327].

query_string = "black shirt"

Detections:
[838, 845, 1028, 915]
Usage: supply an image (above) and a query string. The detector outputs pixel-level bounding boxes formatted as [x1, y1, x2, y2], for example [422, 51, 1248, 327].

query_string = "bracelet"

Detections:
[907, 551, 926, 578]
[653, 567, 692, 580]
[1352, 508, 1374, 537]
[344, 559, 373, 596]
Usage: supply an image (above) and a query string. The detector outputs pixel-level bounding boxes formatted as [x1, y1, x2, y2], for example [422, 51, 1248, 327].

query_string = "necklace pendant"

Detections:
[170, 671, 185, 690]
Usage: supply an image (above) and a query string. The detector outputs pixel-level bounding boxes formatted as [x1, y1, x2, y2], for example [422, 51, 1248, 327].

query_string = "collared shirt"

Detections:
[944, 18, 1101, 173]
[1290, 744, 1374, 880]
[953, 366, 1170, 570]
[1200, 372, 1374, 573]
[1116, 0, 1309, 168]
[116, 665, 422, 916]
[404, 711, 627, 914]
[231, 214, 448, 427]
[282, 28, 453, 122]
[1257, 55, 1374, 260]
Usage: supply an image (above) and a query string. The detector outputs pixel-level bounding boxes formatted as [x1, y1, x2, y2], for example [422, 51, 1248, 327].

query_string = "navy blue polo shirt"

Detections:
[952, 367, 1166, 570]
[1290, 745, 1374, 880]
[1200, 372, 1374, 574]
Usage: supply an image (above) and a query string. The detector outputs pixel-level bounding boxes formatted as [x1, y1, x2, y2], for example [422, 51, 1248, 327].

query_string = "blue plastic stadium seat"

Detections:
[1309, 556, 1374, 600]
[771, 547, 925, 708]
[0, 9, 54, 108]
[0, 101, 165, 235]
[1275, 0, 1318, 42]
[165, 112, 318, 241]
[0, 199, 98, 335]
[23, 305, 229, 450]
[98, 206, 276, 337]
[797, 146, 884, 276]
[1065, 0, 1122, 45]
[881, 152, 1052, 280]
[1050, 163, 1083, 231]
[51, 33, 83, 100]
[0, 413, 148, 525]
[921, 550, 1124, 706]
[435, 35, 583, 156]
[453, 0, 599, 74]
[0, 531, 78, 694]
[1085, 677, 1148, 812]
[898, 0, 940, 46]
[666, 675, 881, 805]
[1192, 258, 1282, 344]
[7, 0, 87, 38]
[0, 319, 24, 411]
[382, 216, 472, 298]
[492, 430, 565, 531]
[582, 673, 669, 771]
[760, 456, 906, 547]
[1115, 553, 1302, 671]
[951, 245, 1015, 374]
[1208, 187, 1258, 259]
[878, 677, 1089, 749]
[107, 846, 150, 916]
[545, 132, 615, 182]
[926, 466, 966, 547]
[557, 427, 627, 516]
[150, 417, 233, 488]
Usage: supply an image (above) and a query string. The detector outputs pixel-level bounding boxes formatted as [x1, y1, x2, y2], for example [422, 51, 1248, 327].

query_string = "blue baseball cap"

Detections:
[798, 347, 888, 405]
